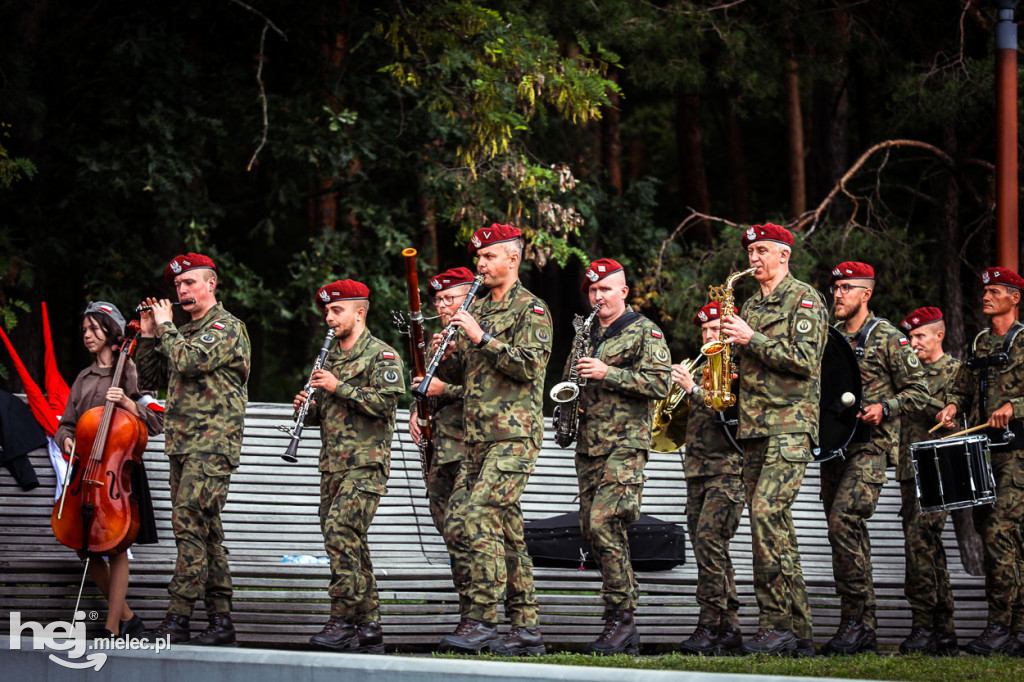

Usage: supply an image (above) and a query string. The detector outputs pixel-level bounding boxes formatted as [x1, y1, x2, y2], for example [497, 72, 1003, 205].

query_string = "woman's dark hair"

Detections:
[83, 312, 125, 350]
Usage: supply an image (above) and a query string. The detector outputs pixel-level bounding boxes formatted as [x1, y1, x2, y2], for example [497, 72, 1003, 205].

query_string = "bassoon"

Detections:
[402, 248, 435, 478]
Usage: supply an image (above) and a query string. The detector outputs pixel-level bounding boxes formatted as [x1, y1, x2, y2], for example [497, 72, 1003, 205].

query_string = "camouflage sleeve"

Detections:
[436, 340, 466, 385]
[134, 336, 168, 392]
[478, 307, 552, 382]
[334, 355, 406, 418]
[744, 294, 826, 377]
[439, 380, 463, 401]
[881, 331, 930, 417]
[944, 356, 976, 413]
[154, 320, 249, 377]
[124, 361, 165, 437]
[1008, 337, 1024, 419]
[603, 325, 672, 400]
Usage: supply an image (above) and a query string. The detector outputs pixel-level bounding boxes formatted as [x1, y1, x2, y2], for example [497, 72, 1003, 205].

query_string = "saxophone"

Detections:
[701, 267, 757, 411]
[550, 303, 602, 448]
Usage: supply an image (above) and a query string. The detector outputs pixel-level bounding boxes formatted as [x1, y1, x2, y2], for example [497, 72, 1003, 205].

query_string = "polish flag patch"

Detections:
[651, 330, 663, 339]
[899, 337, 909, 346]
[382, 351, 396, 359]
[533, 305, 545, 315]
[211, 322, 225, 330]
[800, 299, 815, 309]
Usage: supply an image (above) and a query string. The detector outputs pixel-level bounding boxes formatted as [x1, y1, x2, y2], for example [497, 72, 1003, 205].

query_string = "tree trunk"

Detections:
[675, 91, 712, 243]
[940, 126, 965, 358]
[601, 71, 622, 196]
[725, 94, 750, 224]
[785, 58, 806, 221]
[417, 188, 439, 272]
[809, 8, 850, 220]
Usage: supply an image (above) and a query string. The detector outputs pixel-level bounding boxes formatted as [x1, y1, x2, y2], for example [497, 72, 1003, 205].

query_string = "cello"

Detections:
[52, 320, 148, 555]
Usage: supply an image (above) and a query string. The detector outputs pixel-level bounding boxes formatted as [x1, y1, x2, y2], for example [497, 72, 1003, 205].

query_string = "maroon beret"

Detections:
[316, 279, 370, 309]
[830, 261, 875, 285]
[981, 266, 1024, 291]
[468, 223, 522, 255]
[693, 302, 738, 327]
[582, 258, 625, 293]
[164, 252, 216, 285]
[741, 223, 794, 249]
[429, 267, 476, 292]
[900, 306, 943, 332]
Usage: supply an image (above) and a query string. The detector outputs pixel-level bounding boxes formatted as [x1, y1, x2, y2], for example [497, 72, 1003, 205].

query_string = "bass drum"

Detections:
[715, 326, 862, 462]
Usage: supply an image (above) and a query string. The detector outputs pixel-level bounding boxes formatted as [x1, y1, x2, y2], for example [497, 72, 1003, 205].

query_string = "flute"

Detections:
[135, 299, 196, 313]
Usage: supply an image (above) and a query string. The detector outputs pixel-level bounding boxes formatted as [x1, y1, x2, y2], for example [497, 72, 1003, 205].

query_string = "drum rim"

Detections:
[910, 433, 990, 449]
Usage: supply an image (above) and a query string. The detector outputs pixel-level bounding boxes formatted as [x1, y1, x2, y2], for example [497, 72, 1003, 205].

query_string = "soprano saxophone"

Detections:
[280, 328, 336, 463]
[551, 303, 602, 448]
[701, 267, 757, 411]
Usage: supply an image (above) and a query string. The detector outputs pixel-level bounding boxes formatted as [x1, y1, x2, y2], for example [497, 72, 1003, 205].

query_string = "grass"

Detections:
[430, 651, 1024, 681]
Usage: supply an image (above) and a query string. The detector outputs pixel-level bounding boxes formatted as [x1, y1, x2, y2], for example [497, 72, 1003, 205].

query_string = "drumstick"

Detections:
[940, 422, 991, 440]
[928, 421, 946, 434]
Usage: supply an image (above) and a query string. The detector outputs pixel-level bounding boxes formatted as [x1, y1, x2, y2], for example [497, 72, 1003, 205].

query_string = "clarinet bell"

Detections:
[282, 437, 300, 463]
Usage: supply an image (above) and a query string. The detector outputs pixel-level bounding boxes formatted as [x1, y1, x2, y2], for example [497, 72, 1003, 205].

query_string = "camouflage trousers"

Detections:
[898, 479, 954, 632]
[319, 465, 386, 622]
[686, 473, 744, 627]
[167, 453, 233, 616]
[741, 433, 812, 637]
[575, 449, 646, 613]
[973, 450, 1024, 628]
[444, 439, 538, 626]
[820, 446, 886, 629]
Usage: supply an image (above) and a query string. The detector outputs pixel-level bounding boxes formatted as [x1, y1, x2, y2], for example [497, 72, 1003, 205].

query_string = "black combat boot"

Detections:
[966, 622, 1013, 656]
[189, 612, 237, 647]
[141, 613, 191, 644]
[715, 625, 743, 655]
[488, 626, 546, 656]
[678, 624, 720, 655]
[934, 630, 959, 656]
[824, 615, 877, 655]
[586, 610, 639, 655]
[793, 637, 816, 658]
[1000, 630, 1024, 657]
[899, 626, 937, 655]
[310, 615, 358, 651]
[119, 614, 146, 640]
[355, 621, 385, 654]
[438, 618, 499, 653]
[740, 628, 797, 655]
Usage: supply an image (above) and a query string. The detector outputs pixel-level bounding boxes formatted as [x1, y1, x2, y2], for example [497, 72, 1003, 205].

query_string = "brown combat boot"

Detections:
[740, 628, 797, 655]
[141, 613, 190, 644]
[438, 618, 498, 653]
[899, 626, 937, 655]
[488, 626, 546, 656]
[966, 622, 1013, 656]
[678, 624, 719, 655]
[715, 625, 743, 655]
[310, 615, 358, 651]
[189, 612, 237, 647]
[824, 615, 877, 655]
[355, 621, 385, 654]
[586, 610, 639, 655]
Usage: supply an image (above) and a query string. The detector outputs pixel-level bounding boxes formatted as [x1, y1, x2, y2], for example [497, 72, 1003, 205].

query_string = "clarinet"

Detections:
[280, 328, 336, 463]
[411, 274, 484, 399]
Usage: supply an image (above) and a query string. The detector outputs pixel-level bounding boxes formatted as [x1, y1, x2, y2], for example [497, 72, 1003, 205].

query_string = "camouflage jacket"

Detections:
[840, 314, 929, 461]
[736, 272, 828, 451]
[438, 280, 552, 446]
[684, 396, 742, 479]
[306, 328, 404, 477]
[136, 302, 250, 467]
[572, 307, 672, 458]
[946, 326, 1024, 424]
[897, 353, 960, 481]
[430, 381, 464, 466]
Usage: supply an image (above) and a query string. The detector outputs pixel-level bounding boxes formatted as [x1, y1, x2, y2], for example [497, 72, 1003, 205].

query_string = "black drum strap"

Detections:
[847, 316, 888, 359]
[967, 323, 1024, 421]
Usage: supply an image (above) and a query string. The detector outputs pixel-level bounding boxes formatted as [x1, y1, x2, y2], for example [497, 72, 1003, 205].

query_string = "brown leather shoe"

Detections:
[355, 621, 385, 654]
[488, 626, 546, 656]
[899, 626, 937, 655]
[141, 613, 190, 644]
[740, 628, 797, 655]
[586, 610, 639, 655]
[966, 622, 1013, 656]
[189, 612, 237, 647]
[715, 625, 743, 655]
[310, 616, 358, 651]
[439, 618, 498, 653]
[679, 624, 719, 655]
[824, 615, 877, 655]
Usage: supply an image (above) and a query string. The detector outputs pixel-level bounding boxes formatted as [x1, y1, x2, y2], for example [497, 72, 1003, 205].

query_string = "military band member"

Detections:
[895, 306, 959, 655]
[296, 279, 405, 654]
[824, 262, 929, 655]
[720, 223, 826, 656]
[938, 266, 1024, 656]
[137, 253, 250, 646]
[569, 259, 671, 654]
[435, 223, 552, 655]
[673, 302, 744, 655]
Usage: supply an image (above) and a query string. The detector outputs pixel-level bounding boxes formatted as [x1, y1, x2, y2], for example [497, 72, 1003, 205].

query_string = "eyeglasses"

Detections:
[433, 294, 466, 308]
[829, 283, 869, 295]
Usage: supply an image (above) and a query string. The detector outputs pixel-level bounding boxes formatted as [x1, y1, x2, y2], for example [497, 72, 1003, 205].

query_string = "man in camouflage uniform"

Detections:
[296, 279, 404, 654]
[938, 266, 1024, 656]
[137, 252, 250, 646]
[672, 302, 744, 655]
[566, 258, 671, 654]
[823, 261, 929, 655]
[894, 306, 959, 656]
[434, 223, 552, 655]
[720, 223, 826, 656]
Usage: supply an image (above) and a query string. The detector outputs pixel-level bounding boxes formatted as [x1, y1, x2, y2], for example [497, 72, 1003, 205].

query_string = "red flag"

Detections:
[0, 323, 60, 436]
[41, 303, 70, 416]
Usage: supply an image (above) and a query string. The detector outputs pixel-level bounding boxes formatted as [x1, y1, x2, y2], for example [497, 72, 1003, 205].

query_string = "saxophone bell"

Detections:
[550, 381, 580, 403]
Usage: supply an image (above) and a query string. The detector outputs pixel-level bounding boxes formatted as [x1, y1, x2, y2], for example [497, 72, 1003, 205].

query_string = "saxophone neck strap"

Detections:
[591, 310, 642, 348]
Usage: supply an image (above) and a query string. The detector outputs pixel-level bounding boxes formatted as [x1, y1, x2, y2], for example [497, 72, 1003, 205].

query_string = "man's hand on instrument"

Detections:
[149, 298, 174, 327]
[411, 375, 445, 397]
[720, 314, 754, 346]
[293, 390, 311, 410]
[408, 412, 422, 444]
[990, 402, 1014, 430]
[671, 363, 696, 393]
[935, 404, 958, 428]
[577, 357, 609, 381]
[138, 297, 160, 336]
[309, 368, 339, 394]
[858, 403, 884, 426]
[449, 309, 485, 345]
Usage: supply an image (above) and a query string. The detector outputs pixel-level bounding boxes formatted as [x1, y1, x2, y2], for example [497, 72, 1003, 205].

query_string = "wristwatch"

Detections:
[881, 402, 891, 420]
[477, 332, 493, 348]
[690, 385, 702, 398]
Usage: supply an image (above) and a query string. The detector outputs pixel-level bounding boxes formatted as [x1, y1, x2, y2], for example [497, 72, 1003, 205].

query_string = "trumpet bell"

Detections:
[550, 381, 579, 403]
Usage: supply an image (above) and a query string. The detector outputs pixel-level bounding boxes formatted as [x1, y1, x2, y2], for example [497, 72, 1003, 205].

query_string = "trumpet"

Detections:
[279, 328, 336, 463]
[135, 299, 196, 313]
[651, 356, 701, 453]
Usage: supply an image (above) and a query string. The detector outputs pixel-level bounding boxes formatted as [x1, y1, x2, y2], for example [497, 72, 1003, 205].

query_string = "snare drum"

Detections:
[910, 434, 996, 513]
